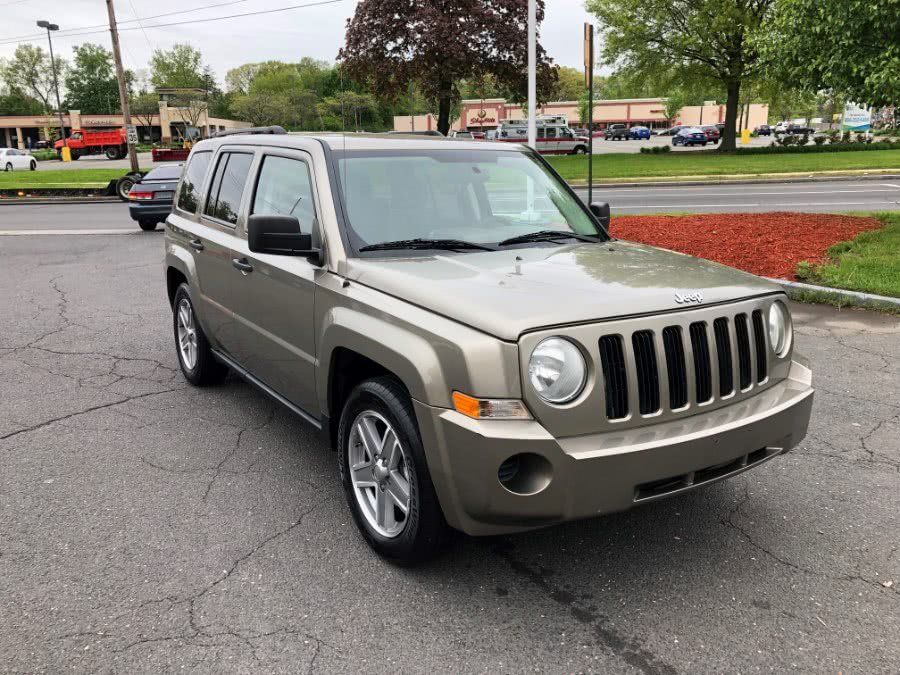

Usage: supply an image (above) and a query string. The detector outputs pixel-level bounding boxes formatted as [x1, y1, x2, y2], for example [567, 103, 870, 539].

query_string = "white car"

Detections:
[1, 148, 37, 172]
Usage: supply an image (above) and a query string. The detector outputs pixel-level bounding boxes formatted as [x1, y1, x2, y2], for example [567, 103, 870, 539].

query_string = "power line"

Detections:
[0, 0, 253, 45]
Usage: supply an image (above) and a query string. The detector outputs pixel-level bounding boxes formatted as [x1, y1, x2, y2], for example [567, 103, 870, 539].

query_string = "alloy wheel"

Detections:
[176, 298, 198, 370]
[348, 410, 412, 538]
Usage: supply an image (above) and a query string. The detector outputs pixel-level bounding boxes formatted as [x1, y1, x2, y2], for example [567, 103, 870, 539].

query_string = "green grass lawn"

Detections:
[0, 168, 138, 189]
[547, 149, 900, 182]
[796, 212, 900, 299]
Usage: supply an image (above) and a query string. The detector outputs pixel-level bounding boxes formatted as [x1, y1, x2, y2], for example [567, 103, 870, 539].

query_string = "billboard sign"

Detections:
[842, 103, 871, 132]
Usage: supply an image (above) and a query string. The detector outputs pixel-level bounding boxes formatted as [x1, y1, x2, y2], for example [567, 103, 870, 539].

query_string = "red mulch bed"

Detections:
[610, 212, 882, 279]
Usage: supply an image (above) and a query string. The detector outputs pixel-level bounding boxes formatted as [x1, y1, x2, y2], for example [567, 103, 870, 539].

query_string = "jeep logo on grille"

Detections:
[674, 290, 704, 304]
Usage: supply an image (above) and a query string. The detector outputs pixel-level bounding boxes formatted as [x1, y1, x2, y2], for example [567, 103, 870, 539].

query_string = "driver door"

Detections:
[228, 149, 322, 416]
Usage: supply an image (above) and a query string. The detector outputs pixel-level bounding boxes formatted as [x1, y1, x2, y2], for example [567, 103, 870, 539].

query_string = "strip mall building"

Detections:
[395, 97, 769, 133]
[0, 91, 249, 149]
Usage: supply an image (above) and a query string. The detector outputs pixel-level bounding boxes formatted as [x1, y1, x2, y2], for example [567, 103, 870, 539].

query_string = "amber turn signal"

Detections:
[452, 391, 531, 420]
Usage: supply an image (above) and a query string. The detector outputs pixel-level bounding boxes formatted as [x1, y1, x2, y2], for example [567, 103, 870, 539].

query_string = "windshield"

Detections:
[335, 149, 605, 253]
[144, 165, 183, 181]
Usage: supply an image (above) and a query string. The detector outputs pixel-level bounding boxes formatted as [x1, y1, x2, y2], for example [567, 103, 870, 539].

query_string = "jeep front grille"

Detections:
[600, 311, 770, 421]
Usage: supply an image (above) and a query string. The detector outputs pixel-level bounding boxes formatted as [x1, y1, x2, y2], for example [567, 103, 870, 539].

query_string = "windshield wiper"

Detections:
[359, 238, 497, 252]
[497, 230, 602, 247]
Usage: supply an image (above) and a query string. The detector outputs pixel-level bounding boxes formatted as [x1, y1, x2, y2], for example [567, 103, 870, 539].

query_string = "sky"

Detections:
[0, 0, 595, 86]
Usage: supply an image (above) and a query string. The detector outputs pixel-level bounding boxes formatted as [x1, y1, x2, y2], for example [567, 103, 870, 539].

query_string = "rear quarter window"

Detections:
[176, 151, 212, 213]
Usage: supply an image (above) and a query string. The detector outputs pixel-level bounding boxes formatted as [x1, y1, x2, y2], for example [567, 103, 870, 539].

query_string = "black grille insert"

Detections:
[751, 310, 768, 383]
[713, 318, 734, 396]
[735, 313, 752, 390]
[599, 335, 629, 419]
[689, 322, 712, 403]
[631, 330, 660, 415]
[662, 326, 688, 409]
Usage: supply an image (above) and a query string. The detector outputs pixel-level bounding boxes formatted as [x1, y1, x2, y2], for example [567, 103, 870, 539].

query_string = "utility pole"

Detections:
[106, 0, 139, 173]
[527, 0, 536, 149]
[584, 23, 594, 205]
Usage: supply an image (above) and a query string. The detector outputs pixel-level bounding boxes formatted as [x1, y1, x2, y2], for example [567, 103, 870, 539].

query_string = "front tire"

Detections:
[29, 161, 36, 170]
[338, 377, 448, 565]
[4, 162, 11, 172]
[172, 284, 228, 386]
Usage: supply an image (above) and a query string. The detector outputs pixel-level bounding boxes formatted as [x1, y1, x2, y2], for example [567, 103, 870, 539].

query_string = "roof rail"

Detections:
[211, 125, 287, 138]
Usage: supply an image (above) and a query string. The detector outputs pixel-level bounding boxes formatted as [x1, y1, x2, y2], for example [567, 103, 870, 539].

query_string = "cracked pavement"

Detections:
[1, 231, 898, 672]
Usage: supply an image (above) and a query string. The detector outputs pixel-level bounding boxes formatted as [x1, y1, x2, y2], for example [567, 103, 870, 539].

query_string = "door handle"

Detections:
[232, 257, 254, 274]
[189, 238, 204, 251]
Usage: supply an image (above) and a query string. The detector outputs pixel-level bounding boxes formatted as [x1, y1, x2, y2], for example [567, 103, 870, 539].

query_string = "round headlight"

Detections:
[528, 337, 586, 404]
[768, 301, 791, 356]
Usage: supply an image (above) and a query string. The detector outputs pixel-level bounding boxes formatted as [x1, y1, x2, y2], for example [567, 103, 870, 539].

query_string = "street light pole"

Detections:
[105, 0, 140, 173]
[36, 21, 66, 151]
[527, 0, 536, 149]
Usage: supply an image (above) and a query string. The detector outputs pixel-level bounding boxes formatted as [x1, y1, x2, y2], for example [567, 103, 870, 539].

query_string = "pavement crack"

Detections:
[201, 406, 277, 501]
[0, 387, 183, 442]
[491, 542, 677, 675]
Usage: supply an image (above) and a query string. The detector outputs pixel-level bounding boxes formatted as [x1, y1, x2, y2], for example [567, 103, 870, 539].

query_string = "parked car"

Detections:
[164, 128, 813, 563]
[672, 127, 708, 146]
[386, 130, 445, 137]
[658, 126, 683, 136]
[449, 131, 474, 139]
[605, 123, 630, 140]
[754, 124, 772, 136]
[0, 147, 37, 171]
[775, 124, 815, 136]
[53, 128, 128, 160]
[127, 164, 182, 231]
[701, 125, 721, 144]
[629, 125, 652, 140]
[469, 131, 486, 140]
[592, 128, 607, 138]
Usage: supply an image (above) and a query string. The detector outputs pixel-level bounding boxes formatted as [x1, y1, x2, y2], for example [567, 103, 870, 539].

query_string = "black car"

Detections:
[775, 123, 815, 135]
[754, 124, 772, 136]
[672, 127, 708, 146]
[127, 164, 182, 231]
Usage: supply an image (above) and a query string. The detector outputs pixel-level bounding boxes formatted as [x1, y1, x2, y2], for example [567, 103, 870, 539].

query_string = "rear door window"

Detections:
[203, 151, 254, 226]
[176, 151, 211, 213]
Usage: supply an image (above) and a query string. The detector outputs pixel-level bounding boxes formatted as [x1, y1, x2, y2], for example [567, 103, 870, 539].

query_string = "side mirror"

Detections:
[247, 214, 322, 264]
[590, 202, 611, 229]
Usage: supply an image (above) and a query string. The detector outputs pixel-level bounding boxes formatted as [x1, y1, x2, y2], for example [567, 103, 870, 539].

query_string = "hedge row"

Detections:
[733, 139, 900, 155]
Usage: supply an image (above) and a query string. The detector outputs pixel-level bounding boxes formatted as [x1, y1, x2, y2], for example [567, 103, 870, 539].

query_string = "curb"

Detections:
[570, 172, 900, 189]
[765, 277, 900, 312]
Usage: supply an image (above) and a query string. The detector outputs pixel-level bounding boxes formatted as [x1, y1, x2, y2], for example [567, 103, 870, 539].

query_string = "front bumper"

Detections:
[416, 358, 813, 536]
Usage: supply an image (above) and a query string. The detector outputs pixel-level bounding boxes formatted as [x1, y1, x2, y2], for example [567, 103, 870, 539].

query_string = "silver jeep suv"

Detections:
[164, 128, 813, 564]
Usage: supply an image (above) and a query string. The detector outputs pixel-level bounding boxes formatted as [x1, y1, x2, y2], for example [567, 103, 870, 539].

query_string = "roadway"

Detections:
[1, 178, 897, 237]
[575, 178, 900, 213]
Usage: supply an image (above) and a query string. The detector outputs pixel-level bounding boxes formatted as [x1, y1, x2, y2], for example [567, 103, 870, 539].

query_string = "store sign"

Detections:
[842, 103, 871, 132]
[83, 118, 120, 127]
[469, 116, 497, 125]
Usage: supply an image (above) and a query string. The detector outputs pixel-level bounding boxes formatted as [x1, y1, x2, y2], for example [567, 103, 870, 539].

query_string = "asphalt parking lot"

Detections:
[1, 229, 898, 672]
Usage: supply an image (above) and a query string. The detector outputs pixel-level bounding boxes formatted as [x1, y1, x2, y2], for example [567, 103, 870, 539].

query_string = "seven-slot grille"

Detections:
[598, 311, 769, 420]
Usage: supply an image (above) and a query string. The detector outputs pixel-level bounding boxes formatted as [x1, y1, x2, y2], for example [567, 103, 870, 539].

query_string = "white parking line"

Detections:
[0, 229, 138, 235]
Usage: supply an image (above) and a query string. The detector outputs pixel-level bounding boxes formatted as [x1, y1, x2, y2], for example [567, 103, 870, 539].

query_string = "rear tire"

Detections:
[138, 219, 158, 231]
[29, 161, 36, 170]
[4, 162, 11, 172]
[172, 284, 228, 387]
[105, 146, 121, 160]
[338, 377, 449, 565]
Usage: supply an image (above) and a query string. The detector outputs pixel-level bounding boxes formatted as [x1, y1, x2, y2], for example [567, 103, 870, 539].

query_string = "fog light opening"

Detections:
[497, 453, 552, 496]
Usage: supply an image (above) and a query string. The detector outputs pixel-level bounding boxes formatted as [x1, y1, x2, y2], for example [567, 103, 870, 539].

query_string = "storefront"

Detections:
[0, 105, 250, 149]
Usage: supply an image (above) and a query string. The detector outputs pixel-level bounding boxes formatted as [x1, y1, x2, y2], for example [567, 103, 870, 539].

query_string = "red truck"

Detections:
[54, 128, 128, 160]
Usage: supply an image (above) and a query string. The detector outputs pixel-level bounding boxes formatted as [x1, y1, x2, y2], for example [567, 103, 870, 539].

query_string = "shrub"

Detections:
[813, 134, 827, 146]
[855, 132, 868, 143]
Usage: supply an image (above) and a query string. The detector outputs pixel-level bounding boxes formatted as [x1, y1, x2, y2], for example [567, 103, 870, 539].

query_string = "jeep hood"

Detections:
[345, 241, 780, 341]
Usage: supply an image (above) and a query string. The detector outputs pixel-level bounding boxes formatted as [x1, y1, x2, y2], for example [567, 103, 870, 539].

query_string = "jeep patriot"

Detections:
[164, 128, 813, 564]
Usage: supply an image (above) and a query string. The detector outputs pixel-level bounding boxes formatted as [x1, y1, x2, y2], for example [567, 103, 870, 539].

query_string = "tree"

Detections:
[587, 0, 774, 150]
[150, 44, 204, 89]
[1, 44, 64, 113]
[131, 92, 159, 139]
[231, 92, 295, 127]
[554, 66, 586, 102]
[340, 0, 557, 136]
[64, 43, 120, 114]
[765, 0, 898, 107]
[663, 90, 686, 123]
[225, 63, 260, 95]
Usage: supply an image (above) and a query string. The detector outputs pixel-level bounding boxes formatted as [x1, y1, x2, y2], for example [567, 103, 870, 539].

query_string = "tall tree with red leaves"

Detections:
[339, 0, 557, 136]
